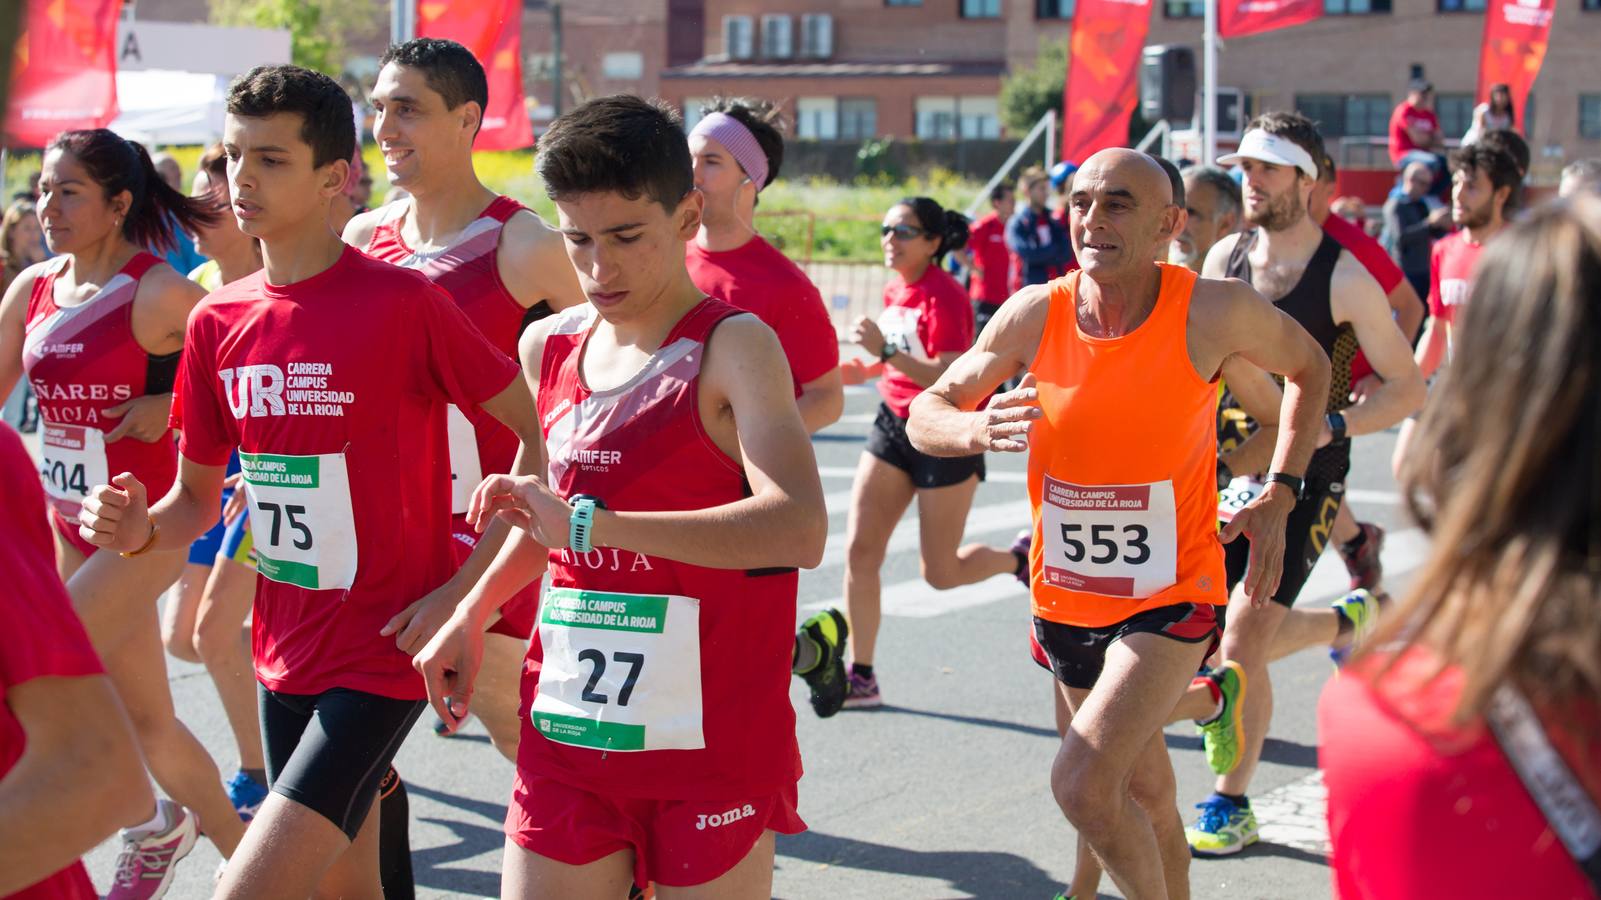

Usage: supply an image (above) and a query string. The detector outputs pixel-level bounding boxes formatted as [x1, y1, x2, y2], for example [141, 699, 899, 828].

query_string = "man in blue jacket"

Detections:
[1006, 165, 1074, 289]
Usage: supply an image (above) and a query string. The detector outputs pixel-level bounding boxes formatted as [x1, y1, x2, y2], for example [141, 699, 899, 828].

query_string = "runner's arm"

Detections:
[906, 284, 1050, 457]
[1332, 257, 1426, 437]
[797, 367, 844, 433]
[1413, 317, 1448, 380]
[0, 674, 152, 893]
[1389, 278, 1425, 344]
[78, 455, 229, 552]
[0, 266, 36, 401]
[1217, 356, 1284, 478]
[500, 211, 587, 312]
[586, 317, 827, 569]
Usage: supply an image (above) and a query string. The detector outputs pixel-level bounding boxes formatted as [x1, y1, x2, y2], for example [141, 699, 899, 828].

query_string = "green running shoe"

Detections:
[1186, 793, 1260, 857]
[795, 608, 850, 718]
[1330, 589, 1381, 668]
[1196, 660, 1248, 775]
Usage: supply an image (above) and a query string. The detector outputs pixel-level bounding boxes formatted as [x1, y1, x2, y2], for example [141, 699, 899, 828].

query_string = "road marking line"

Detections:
[818, 465, 1028, 483]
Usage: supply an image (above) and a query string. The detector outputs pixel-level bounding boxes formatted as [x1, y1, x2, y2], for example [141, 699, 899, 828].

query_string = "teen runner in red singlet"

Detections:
[77, 66, 541, 899]
[906, 148, 1329, 900]
[345, 38, 585, 760]
[0, 129, 246, 898]
[414, 95, 826, 900]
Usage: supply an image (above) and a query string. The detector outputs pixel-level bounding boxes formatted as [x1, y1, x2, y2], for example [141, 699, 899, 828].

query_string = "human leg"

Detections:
[841, 452, 915, 668]
[195, 556, 264, 773]
[160, 562, 209, 664]
[474, 633, 528, 762]
[500, 839, 634, 900]
[913, 475, 1016, 590]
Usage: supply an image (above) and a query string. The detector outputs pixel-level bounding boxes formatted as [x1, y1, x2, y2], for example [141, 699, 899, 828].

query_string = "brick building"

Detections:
[519, 0, 703, 124]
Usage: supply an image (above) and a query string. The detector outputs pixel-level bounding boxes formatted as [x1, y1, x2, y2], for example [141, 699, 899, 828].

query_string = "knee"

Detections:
[845, 534, 887, 576]
[1051, 748, 1124, 834]
[1128, 760, 1177, 815]
[194, 614, 238, 666]
[920, 558, 963, 591]
[161, 626, 201, 665]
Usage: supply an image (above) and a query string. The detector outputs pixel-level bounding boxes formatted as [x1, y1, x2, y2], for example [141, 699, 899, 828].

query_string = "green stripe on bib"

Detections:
[542, 588, 669, 634]
[532, 711, 646, 750]
[240, 452, 320, 488]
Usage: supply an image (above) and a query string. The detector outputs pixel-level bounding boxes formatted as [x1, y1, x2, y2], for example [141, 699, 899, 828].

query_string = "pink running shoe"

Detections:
[105, 800, 198, 900]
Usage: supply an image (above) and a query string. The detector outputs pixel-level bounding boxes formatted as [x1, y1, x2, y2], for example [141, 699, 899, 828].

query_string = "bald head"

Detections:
[1078, 148, 1174, 206]
[1069, 148, 1183, 278]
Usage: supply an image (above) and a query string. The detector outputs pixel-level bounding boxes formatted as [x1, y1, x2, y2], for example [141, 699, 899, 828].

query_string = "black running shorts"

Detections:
[865, 402, 985, 489]
[1223, 471, 1346, 608]
[259, 686, 426, 840]
[1032, 604, 1220, 690]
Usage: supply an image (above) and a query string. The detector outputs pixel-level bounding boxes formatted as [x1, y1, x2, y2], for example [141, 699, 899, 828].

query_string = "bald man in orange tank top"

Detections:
[907, 148, 1330, 900]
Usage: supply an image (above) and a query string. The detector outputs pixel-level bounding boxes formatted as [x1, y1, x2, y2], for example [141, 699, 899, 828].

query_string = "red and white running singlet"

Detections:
[22, 252, 176, 542]
[526, 298, 802, 800]
[364, 196, 542, 639]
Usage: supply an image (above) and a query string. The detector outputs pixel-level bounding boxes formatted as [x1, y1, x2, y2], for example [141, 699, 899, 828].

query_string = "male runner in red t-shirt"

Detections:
[0, 422, 152, 900]
[78, 65, 542, 899]
[414, 95, 827, 899]
[967, 183, 1016, 333]
[684, 97, 842, 433]
[344, 38, 586, 762]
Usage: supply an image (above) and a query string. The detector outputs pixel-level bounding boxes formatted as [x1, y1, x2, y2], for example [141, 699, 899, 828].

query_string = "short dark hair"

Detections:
[988, 182, 1013, 203]
[1452, 142, 1522, 205]
[46, 129, 218, 253]
[1181, 164, 1242, 221]
[1246, 110, 1328, 180]
[898, 196, 969, 263]
[226, 65, 356, 169]
[1479, 128, 1530, 177]
[380, 38, 489, 137]
[1150, 154, 1184, 208]
[537, 95, 693, 214]
[700, 96, 785, 185]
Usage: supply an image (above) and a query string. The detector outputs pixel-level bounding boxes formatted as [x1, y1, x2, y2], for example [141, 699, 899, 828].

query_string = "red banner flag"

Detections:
[1218, 0, 1322, 38]
[6, 0, 123, 148]
[1476, 0, 1553, 132]
[1060, 0, 1152, 166]
[417, 0, 533, 150]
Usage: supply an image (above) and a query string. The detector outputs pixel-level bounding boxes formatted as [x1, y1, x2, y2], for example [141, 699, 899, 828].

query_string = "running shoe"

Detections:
[842, 670, 882, 709]
[1195, 661, 1247, 775]
[106, 800, 198, 900]
[1010, 528, 1032, 587]
[1186, 794, 1259, 857]
[1329, 589, 1381, 668]
[225, 769, 268, 822]
[1337, 522, 1386, 592]
[795, 608, 850, 719]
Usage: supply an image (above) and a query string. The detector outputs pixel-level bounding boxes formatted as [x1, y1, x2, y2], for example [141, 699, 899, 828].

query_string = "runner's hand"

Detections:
[1219, 483, 1294, 606]
[976, 372, 1042, 453]
[381, 584, 463, 655]
[413, 609, 484, 735]
[849, 316, 887, 357]
[1349, 373, 1381, 403]
[467, 473, 569, 548]
[103, 393, 173, 443]
[77, 472, 152, 550]
[221, 472, 247, 526]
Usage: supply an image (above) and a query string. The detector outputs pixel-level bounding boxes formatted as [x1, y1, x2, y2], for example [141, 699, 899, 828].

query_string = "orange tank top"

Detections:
[1027, 264, 1227, 628]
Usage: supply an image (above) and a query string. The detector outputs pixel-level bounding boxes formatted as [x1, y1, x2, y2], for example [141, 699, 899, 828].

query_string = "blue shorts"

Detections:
[188, 453, 242, 565]
[219, 510, 255, 570]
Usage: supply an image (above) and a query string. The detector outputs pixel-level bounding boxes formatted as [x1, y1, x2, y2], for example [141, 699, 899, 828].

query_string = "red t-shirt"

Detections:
[0, 424, 102, 900]
[1321, 651, 1600, 899]
[967, 211, 1013, 305]
[684, 236, 838, 395]
[1388, 102, 1441, 166]
[171, 247, 520, 700]
[1323, 213, 1407, 383]
[1428, 230, 1485, 325]
[876, 266, 974, 418]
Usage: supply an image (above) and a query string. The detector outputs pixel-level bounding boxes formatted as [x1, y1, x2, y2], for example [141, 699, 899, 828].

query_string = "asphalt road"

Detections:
[77, 384, 1423, 899]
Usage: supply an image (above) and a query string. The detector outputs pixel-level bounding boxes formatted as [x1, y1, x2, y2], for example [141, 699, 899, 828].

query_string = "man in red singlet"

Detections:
[414, 95, 827, 899]
[906, 148, 1330, 900]
[78, 65, 543, 898]
[344, 37, 586, 761]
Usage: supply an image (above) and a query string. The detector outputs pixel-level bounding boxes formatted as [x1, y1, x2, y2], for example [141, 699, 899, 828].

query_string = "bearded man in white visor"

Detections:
[1179, 112, 1423, 857]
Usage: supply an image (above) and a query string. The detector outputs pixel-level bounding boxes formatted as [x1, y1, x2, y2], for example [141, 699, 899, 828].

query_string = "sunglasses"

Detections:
[881, 224, 928, 240]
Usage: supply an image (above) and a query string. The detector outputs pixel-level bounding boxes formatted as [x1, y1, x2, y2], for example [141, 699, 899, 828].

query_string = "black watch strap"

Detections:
[1265, 472, 1305, 500]
[1326, 412, 1348, 445]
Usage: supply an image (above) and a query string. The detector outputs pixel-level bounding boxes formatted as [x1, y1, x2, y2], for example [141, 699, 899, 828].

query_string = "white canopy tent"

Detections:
[108, 69, 229, 147]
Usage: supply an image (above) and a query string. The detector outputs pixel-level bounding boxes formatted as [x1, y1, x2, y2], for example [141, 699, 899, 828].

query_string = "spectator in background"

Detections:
[1006, 165, 1073, 290]
[1047, 159, 1079, 234]
[0, 199, 45, 432]
[1331, 196, 1368, 231]
[1480, 128, 1530, 215]
[151, 151, 184, 193]
[1462, 83, 1515, 146]
[1382, 160, 1451, 298]
[1558, 158, 1601, 198]
[140, 146, 206, 274]
[1389, 79, 1444, 171]
[25, 171, 40, 201]
[1171, 164, 1241, 272]
[1321, 196, 1601, 900]
[967, 183, 1016, 335]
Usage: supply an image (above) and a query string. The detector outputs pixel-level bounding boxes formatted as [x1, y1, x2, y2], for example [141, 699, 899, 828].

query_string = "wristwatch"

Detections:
[569, 494, 605, 554]
[1326, 411, 1348, 445]
[1216, 458, 1235, 492]
[1265, 472, 1306, 501]
[880, 342, 900, 363]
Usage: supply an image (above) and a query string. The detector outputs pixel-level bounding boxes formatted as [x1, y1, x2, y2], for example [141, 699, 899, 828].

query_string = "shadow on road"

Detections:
[870, 705, 1059, 740]
[1164, 733, 1319, 768]
[777, 829, 1061, 899]
[405, 783, 509, 895]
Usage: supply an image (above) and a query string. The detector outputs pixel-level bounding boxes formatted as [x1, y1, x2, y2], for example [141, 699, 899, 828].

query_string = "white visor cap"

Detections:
[1218, 129, 1320, 179]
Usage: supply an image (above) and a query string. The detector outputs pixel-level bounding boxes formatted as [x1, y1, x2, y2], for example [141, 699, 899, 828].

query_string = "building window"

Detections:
[722, 16, 754, 59]
[797, 97, 840, 140]
[760, 15, 793, 58]
[1587, 0, 1600, 10]
[916, 97, 958, 140]
[1581, 95, 1601, 139]
[1324, 0, 1390, 13]
[1436, 93, 1474, 138]
[1437, 0, 1485, 10]
[962, 0, 1002, 16]
[800, 14, 834, 58]
[1037, 0, 1075, 16]
[840, 98, 878, 140]
[1165, 0, 1203, 16]
[960, 97, 1001, 138]
[682, 97, 712, 133]
[886, 0, 922, 6]
[1296, 93, 1390, 138]
[601, 52, 643, 80]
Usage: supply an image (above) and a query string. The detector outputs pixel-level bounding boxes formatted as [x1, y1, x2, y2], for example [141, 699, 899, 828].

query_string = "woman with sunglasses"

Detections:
[838, 197, 1024, 708]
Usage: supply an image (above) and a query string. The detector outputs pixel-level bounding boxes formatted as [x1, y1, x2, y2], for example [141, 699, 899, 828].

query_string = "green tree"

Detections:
[209, 0, 384, 76]
[1000, 37, 1067, 136]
